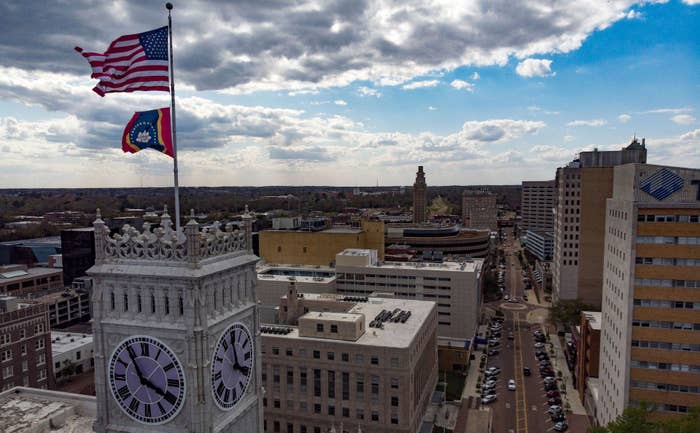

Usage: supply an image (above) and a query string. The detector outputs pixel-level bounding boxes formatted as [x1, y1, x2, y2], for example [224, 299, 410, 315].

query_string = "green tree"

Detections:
[548, 299, 596, 329]
[586, 426, 609, 433]
[605, 403, 655, 433]
[655, 407, 700, 433]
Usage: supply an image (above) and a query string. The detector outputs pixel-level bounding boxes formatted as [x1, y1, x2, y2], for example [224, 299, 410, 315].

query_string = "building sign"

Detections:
[640, 168, 684, 201]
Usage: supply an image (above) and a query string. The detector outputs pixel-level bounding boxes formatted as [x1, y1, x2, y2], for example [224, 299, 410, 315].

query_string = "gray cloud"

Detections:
[0, 0, 646, 92]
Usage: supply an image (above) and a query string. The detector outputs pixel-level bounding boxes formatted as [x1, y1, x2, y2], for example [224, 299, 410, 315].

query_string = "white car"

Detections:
[481, 394, 497, 404]
[548, 405, 563, 414]
[483, 379, 497, 387]
[508, 379, 516, 391]
[504, 294, 510, 301]
[534, 342, 545, 349]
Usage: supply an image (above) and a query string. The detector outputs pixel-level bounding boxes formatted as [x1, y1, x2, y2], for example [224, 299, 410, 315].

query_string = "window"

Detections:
[356, 374, 364, 394]
[20, 344, 26, 355]
[2, 366, 12, 379]
[330, 324, 338, 333]
[355, 354, 364, 363]
[300, 368, 307, 392]
[36, 339, 45, 350]
[164, 295, 170, 315]
[342, 407, 349, 418]
[0, 334, 10, 345]
[328, 370, 335, 399]
[137, 294, 142, 313]
[19, 329, 25, 340]
[371, 375, 379, 399]
[313, 350, 320, 359]
[371, 411, 379, 421]
[342, 372, 349, 400]
[313, 369, 321, 397]
[110, 292, 115, 310]
[35, 323, 44, 334]
[391, 396, 399, 406]
[123, 293, 129, 312]
[272, 347, 280, 355]
[390, 357, 399, 368]
[287, 423, 293, 433]
[371, 356, 379, 365]
[391, 414, 399, 425]
[0, 350, 11, 362]
[273, 421, 280, 432]
[22, 360, 27, 372]
[37, 353, 45, 365]
[76, 351, 81, 360]
[356, 408, 364, 419]
[391, 378, 399, 389]
[328, 405, 335, 416]
[286, 348, 293, 357]
[151, 294, 156, 314]
[314, 404, 321, 414]
[287, 367, 294, 389]
[327, 352, 334, 361]
[316, 323, 324, 332]
[299, 401, 307, 412]
[273, 399, 280, 408]
[341, 353, 349, 362]
[179, 296, 184, 316]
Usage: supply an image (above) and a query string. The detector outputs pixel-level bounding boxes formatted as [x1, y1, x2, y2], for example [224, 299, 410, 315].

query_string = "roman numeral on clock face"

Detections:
[216, 382, 225, 397]
[213, 370, 222, 381]
[144, 403, 152, 419]
[129, 398, 140, 413]
[114, 373, 126, 382]
[223, 388, 230, 402]
[167, 378, 179, 388]
[163, 362, 175, 372]
[164, 391, 178, 405]
[222, 340, 229, 351]
[127, 345, 137, 359]
[117, 385, 130, 400]
[140, 342, 149, 357]
[157, 401, 166, 415]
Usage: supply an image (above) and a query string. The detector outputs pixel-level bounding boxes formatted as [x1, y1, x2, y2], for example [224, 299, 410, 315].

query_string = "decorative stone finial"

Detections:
[163, 204, 169, 217]
[190, 209, 195, 218]
[96, 208, 102, 220]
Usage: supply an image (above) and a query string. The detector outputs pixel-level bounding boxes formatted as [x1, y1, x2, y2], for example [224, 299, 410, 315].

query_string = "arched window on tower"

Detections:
[151, 294, 156, 314]
[110, 292, 115, 311]
[123, 293, 128, 312]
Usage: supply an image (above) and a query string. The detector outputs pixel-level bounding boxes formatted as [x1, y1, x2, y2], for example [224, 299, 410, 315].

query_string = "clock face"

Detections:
[108, 336, 186, 425]
[211, 322, 254, 410]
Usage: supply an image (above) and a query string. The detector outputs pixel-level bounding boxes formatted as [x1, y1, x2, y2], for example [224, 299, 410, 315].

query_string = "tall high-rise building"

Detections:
[597, 163, 700, 425]
[552, 138, 647, 307]
[412, 166, 427, 223]
[521, 180, 555, 232]
[89, 208, 263, 433]
[462, 190, 497, 231]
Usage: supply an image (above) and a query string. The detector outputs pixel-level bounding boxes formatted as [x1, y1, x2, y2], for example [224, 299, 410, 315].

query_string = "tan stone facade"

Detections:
[576, 311, 601, 405]
[261, 289, 438, 433]
[598, 164, 700, 424]
[259, 220, 385, 266]
[521, 180, 555, 232]
[461, 190, 497, 231]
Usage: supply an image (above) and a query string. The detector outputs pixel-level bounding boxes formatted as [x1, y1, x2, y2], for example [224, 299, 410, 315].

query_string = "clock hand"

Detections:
[230, 332, 240, 367]
[127, 348, 147, 383]
[141, 378, 166, 397]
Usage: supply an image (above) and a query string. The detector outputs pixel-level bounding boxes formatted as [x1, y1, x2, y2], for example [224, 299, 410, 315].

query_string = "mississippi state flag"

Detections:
[121, 108, 173, 158]
[75, 27, 169, 96]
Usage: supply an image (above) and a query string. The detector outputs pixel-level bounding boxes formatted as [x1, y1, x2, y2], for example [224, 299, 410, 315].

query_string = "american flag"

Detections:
[75, 27, 170, 97]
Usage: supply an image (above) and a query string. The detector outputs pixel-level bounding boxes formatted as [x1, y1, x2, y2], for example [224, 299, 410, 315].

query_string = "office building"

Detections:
[0, 236, 61, 266]
[52, 331, 94, 382]
[524, 230, 554, 261]
[88, 208, 263, 433]
[0, 265, 64, 296]
[33, 287, 91, 328]
[385, 225, 491, 258]
[521, 180, 555, 232]
[60, 227, 95, 286]
[598, 163, 700, 425]
[462, 190, 497, 231]
[0, 296, 54, 391]
[576, 311, 601, 406]
[261, 283, 438, 433]
[259, 220, 385, 266]
[335, 249, 482, 342]
[552, 138, 648, 307]
[413, 166, 428, 223]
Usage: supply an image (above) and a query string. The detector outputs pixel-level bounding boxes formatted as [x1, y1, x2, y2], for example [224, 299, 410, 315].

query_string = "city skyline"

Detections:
[0, 1, 698, 188]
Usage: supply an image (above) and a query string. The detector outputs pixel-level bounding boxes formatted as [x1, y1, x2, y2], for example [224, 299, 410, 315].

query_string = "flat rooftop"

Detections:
[0, 387, 96, 433]
[257, 264, 336, 284]
[0, 267, 62, 282]
[582, 311, 602, 330]
[52, 332, 93, 355]
[264, 294, 435, 348]
[32, 289, 84, 304]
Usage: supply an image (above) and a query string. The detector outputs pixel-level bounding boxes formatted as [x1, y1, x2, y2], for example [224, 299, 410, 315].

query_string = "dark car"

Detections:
[548, 397, 562, 405]
[541, 370, 555, 378]
[545, 383, 558, 391]
[547, 390, 560, 398]
[488, 350, 499, 356]
[551, 413, 566, 423]
[523, 367, 531, 376]
[540, 360, 552, 367]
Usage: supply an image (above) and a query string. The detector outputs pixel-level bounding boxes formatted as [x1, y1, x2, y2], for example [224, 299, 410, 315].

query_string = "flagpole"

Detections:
[166, 2, 181, 231]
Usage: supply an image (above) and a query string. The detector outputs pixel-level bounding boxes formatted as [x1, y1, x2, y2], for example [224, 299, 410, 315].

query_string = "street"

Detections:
[482, 234, 590, 433]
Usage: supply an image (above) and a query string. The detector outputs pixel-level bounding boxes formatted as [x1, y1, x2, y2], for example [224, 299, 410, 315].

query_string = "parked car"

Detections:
[545, 295, 552, 302]
[541, 371, 555, 378]
[548, 405, 563, 415]
[543, 376, 556, 383]
[523, 295, 528, 301]
[503, 294, 510, 301]
[488, 350, 499, 356]
[523, 367, 531, 376]
[540, 360, 552, 367]
[481, 394, 497, 404]
[486, 367, 501, 375]
[508, 379, 516, 391]
[534, 342, 545, 349]
[545, 382, 558, 391]
[508, 332, 514, 340]
[547, 390, 560, 398]
[551, 413, 566, 423]
[481, 388, 496, 396]
[553, 421, 568, 432]
[548, 397, 562, 405]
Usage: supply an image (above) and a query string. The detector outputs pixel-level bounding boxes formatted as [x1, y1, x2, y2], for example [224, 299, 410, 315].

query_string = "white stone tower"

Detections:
[89, 207, 262, 433]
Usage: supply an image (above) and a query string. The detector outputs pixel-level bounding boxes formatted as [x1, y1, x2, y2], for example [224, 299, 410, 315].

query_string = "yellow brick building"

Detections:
[259, 220, 384, 266]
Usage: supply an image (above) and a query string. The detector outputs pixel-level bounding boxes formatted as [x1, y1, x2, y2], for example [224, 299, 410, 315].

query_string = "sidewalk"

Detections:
[462, 324, 488, 399]
[548, 332, 587, 416]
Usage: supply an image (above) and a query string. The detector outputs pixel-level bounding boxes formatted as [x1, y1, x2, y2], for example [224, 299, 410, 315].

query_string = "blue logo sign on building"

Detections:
[640, 168, 684, 201]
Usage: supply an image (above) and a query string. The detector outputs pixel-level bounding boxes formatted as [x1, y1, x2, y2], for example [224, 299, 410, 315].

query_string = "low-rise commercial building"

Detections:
[259, 220, 385, 266]
[576, 311, 601, 406]
[335, 249, 482, 342]
[32, 287, 91, 328]
[262, 284, 438, 433]
[0, 297, 54, 391]
[0, 265, 63, 296]
[51, 331, 94, 382]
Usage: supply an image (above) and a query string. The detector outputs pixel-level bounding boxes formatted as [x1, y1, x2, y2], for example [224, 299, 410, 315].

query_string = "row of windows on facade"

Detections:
[637, 236, 700, 245]
[632, 340, 700, 352]
[630, 360, 700, 373]
[631, 381, 700, 394]
[1, 351, 45, 365]
[267, 348, 399, 367]
[1, 276, 60, 292]
[608, 208, 628, 221]
[634, 278, 700, 288]
[2, 364, 46, 380]
[265, 411, 399, 433]
[0, 338, 45, 360]
[337, 274, 450, 282]
[262, 368, 400, 401]
[1, 368, 47, 391]
[630, 401, 691, 414]
[638, 214, 700, 223]
[633, 299, 700, 310]
[109, 292, 185, 316]
[636, 257, 700, 267]
[632, 320, 700, 331]
[0, 323, 46, 346]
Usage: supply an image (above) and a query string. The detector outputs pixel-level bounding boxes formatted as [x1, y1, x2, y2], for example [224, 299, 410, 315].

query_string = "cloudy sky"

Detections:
[0, 0, 698, 188]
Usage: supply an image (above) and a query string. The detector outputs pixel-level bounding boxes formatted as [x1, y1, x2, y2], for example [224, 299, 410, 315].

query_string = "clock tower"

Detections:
[89, 207, 262, 433]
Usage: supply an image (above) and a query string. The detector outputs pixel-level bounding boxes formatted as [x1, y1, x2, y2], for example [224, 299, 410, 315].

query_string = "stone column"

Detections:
[242, 205, 254, 254]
